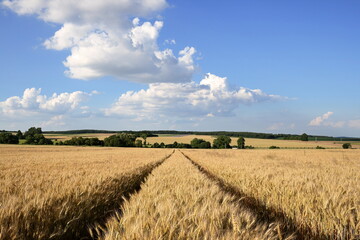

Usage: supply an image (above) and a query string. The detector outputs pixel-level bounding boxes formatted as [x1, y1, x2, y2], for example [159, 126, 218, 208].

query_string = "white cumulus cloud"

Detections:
[104, 73, 285, 120]
[309, 112, 334, 126]
[309, 112, 360, 129]
[2, 0, 168, 23]
[2, 0, 197, 83]
[0, 88, 94, 117]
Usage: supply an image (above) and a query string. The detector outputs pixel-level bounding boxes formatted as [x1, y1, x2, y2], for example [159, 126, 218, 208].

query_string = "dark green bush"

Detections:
[190, 138, 211, 149]
[269, 146, 280, 149]
[0, 132, 19, 144]
[213, 135, 231, 149]
[342, 143, 352, 149]
[104, 133, 136, 147]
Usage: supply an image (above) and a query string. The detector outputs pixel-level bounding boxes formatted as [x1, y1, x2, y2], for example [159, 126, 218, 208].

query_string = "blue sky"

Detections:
[0, 0, 359, 137]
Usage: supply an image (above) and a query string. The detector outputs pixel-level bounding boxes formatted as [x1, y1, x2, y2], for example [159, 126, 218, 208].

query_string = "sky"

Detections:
[0, 0, 359, 137]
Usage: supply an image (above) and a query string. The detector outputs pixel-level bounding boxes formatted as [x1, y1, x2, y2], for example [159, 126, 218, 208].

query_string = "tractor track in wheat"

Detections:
[179, 150, 332, 240]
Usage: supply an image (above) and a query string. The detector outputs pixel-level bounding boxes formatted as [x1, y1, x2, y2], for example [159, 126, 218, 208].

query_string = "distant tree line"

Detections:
[56, 137, 104, 146]
[151, 142, 193, 149]
[283, 133, 308, 141]
[145, 130, 300, 140]
[2, 127, 358, 150]
[0, 130, 251, 149]
[43, 130, 158, 137]
[151, 136, 251, 149]
[44, 129, 118, 134]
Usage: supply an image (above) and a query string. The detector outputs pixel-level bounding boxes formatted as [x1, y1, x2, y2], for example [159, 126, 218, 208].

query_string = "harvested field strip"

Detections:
[180, 151, 316, 240]
[0, 147, 173, 240]
[98, 150, 295, 240]
[181, 149, 360, 240]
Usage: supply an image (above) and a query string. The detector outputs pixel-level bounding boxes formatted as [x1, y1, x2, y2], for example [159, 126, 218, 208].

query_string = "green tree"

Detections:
[89, 138, 104, 146]
[213, 135, 231, 149]
[237, 136, 245, 149]
[24, 127, 42, 138]
[190, 138, 211, 149]
[269, 145, 280, 149]
[104, 133, 137, 147]
[16, 130, 24, 139]
[135, 139, 143, 147]
[0, 132, 19, 144]
[23, 127, 53, 145]
[177, 143, 192, 148]
[141, 133, 148, 146]
[300, 133, 308, 141]
[198, 141, 211, 149]
[342, 143, 352, 149]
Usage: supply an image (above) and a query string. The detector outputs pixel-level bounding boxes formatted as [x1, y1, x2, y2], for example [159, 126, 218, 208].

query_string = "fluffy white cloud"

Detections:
[2, 0, 168, 24]
[309, 112, 333, 126]
[309, 112, 347, 128]
[43, 23, 92, 50]
[104, 73, 284, 120]
[3, 0, 197, 83]
[309, 113, 360, 129]
[0, 88, 94, 116]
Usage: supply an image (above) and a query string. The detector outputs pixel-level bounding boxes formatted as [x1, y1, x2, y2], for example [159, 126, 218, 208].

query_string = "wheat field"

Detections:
[0, 145, 172, 239]
[96, 151, 296, 240]
[182, 149, 360, 239]
[1, 145, 359, 240]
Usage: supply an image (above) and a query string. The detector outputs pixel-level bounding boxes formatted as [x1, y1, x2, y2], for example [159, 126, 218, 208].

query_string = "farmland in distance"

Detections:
[42, 133, 360, 149]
